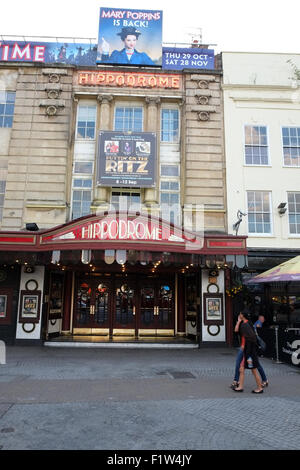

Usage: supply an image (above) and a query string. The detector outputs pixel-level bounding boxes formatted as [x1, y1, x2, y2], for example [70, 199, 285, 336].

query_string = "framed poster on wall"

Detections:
[0, 295, 7, 320]
[203, 293, 224, 325]
[19, 290, 41, 323]
[0, 289, 13, 325]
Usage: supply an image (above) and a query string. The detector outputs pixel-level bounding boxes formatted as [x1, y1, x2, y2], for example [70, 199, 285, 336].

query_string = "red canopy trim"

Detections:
[0, 213, 247, 255]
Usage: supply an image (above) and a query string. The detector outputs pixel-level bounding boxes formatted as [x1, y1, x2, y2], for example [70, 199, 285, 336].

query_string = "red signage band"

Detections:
[207, 240, 245, 248]
[77, 71, 182, 89]
[0, 235, 36, 244]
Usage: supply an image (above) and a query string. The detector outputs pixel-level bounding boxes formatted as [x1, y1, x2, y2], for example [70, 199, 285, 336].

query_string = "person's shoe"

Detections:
[262, 381, 269, 388]
[252, 389, 263, 394]
[232, 387, 243, 392]
[230, 381, 239, 389]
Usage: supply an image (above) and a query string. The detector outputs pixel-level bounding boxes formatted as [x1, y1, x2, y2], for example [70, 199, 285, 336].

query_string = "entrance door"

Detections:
[73, 274, 175, 337]
[74, 276, 112, 333]
[113, 280, 136, 335]
[139, 277, 174, 335]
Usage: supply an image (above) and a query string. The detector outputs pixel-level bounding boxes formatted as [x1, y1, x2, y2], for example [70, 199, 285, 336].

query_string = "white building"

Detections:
[222, 52, 300, 326]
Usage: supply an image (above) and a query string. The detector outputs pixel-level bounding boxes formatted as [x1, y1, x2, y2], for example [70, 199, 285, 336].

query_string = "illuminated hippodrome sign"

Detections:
[77, 71, 181, 89]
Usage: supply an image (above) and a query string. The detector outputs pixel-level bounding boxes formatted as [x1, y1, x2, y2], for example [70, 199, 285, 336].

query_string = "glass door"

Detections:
[140, 286, 156, 330]
[113, 281, 136, 334]
[94, 282, 111, 328]
[74, 279, 92, 329]
[156, 283, 174, 330]
[73, 276, 111, 333]
[138, 277, 175, 335]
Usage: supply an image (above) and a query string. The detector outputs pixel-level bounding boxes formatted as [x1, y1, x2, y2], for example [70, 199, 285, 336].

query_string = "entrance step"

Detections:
[44, 342, 198, 349]
[44, 335, 198, 349]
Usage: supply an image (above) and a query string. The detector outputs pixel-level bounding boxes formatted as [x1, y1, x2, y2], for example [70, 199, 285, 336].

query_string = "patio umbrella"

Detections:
[248, 255, 300, 283]
[247, 255, 300, 326]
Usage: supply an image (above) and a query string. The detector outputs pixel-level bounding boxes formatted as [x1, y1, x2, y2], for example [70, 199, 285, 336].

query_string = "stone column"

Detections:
[98, 94, 113, 129]
[143, 97, 160, 216]
[92, 95, 114, 212]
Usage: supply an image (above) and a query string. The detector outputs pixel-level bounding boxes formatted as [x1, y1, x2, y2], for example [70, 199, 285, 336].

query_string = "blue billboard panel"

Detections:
[0, 41, 214, 72]
[162, 47, 214, 70]
[96, 7, 163, 66]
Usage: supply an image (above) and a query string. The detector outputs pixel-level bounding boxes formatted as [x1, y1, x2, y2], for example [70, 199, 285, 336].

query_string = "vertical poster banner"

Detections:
[97, 131, 156, 187]
[96, 7, 163, 66]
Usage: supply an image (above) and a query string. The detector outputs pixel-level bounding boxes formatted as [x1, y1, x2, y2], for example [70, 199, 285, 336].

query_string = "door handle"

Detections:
[133, 306, 136, 316]
[90, 305, 95, 315]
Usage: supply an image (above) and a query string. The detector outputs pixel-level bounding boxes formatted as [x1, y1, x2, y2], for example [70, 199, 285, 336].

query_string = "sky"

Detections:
[1, 0, 300, 54]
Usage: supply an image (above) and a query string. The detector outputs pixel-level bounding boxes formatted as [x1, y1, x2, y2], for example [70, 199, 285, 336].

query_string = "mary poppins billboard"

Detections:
[96, 7, 163, 66]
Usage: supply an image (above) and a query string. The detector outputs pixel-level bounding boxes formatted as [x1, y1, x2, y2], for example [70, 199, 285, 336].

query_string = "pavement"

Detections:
[0, 344, 299, 452]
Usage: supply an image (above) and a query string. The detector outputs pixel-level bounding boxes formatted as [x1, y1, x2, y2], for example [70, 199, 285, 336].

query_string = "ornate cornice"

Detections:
[145, 96, 161, 106]
[97, 94, 114, 104]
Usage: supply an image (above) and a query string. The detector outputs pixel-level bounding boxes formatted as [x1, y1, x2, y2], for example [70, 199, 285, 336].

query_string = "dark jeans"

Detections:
[234, 347, 267, 382]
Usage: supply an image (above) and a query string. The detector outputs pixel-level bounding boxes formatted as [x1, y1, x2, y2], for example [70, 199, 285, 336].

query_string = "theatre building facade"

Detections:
[0, 41, 247, 346]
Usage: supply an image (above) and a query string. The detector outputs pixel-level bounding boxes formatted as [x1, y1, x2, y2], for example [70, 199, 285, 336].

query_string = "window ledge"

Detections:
[247, 234, 274, 238]
[161, 141, 180, 145]
[282, 165, 300, 169]
[243, 164, 271, 168]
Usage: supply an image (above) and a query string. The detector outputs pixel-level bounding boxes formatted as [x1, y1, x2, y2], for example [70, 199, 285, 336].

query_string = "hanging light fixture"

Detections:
[116, 250, 127, 265]
[104, 249, 115, 264]
[81, 250, 91, 264]
[51, 250, 61, 265]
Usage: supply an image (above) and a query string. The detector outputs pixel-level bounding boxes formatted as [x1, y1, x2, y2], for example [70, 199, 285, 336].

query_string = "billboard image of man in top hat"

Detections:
[97, 8, 163, 66]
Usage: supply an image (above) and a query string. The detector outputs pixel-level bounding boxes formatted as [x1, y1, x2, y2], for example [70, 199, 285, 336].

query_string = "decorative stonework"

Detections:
[39, 68, 67, 116]
[49, 73, 60, 83]
[97, 94, 114, 105]
[197, 95, 209, 105]
[198, 111, 210, 121]
[198, 80, 209, 89]
[145, 96, 161, 105]
[47, 90, 60, 99]
[45, 105, 58, 116]
[39, 99, 65, 116]
[190, 75, 217, 121]
[45, 83, 63, 100]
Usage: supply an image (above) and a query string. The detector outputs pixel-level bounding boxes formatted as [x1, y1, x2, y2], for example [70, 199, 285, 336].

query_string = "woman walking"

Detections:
[232, 309, 264, 394]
